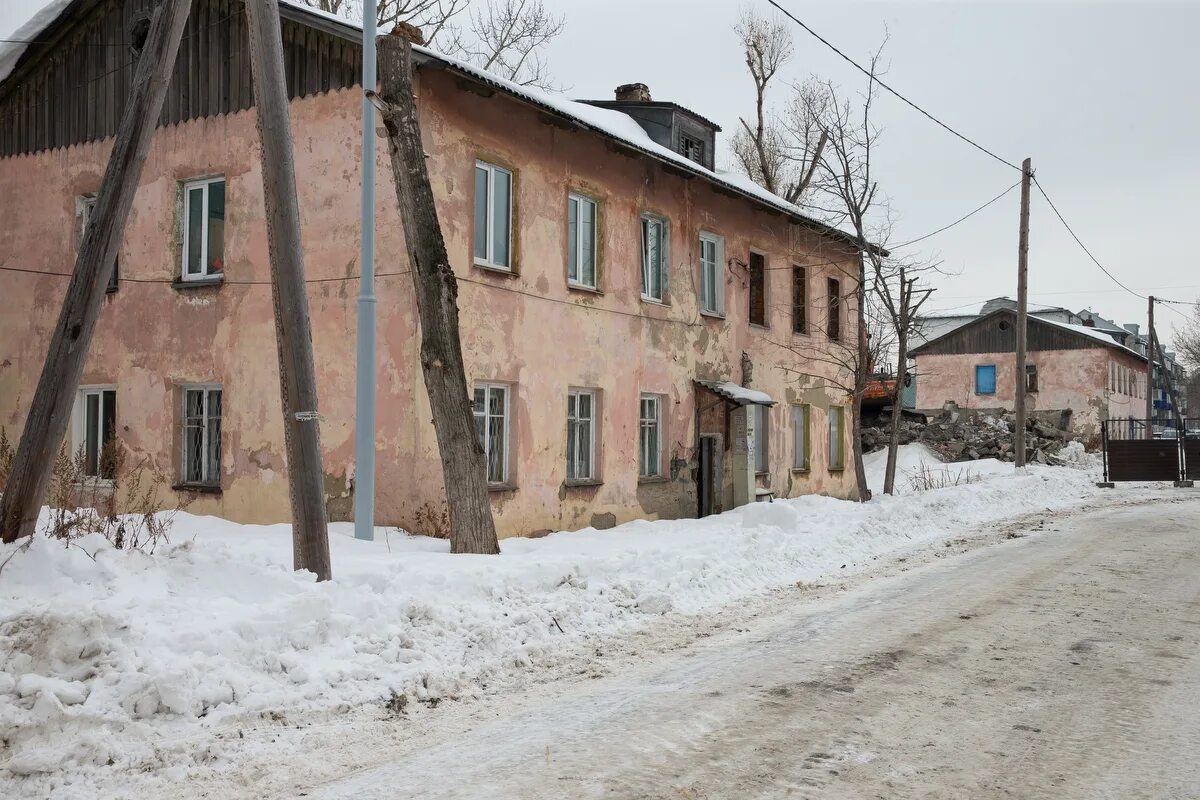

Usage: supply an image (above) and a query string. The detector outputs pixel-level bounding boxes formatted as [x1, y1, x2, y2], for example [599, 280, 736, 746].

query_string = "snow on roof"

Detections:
[697, 380, 776, 406]
[0, 0, 861, 247]
[1035, 315, 1145, 360]
[0, 0, 73, 83]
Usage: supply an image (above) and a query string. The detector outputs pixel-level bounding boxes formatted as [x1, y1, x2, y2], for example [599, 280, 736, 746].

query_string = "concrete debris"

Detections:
[861, 409, 1083, 465]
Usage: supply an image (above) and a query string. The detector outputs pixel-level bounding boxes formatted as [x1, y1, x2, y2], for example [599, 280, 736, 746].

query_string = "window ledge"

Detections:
[172, 276, 224, 290]
[564, 478, 603, 488]
[567, 282, 602, 295]
[791, 467, 811, 474]
[640, 296, 669, 307]
[487, 483, 517, 493]
[699, 310, 725, 320]
[172, 482, 222, 495]
[638, 475, 669, 485]
[828, 467, 845, 474]
[74, 478, 115, 489]
[749, 323, 770, 331]
[474, 261, 516, 277]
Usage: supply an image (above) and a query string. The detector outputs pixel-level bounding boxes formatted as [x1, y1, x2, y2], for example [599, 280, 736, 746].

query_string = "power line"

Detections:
[892, 179, 1022, 249]
[0, 264, 410, 285]
[764, 0, 1021, 173]
[1031, 175, 1151, 302]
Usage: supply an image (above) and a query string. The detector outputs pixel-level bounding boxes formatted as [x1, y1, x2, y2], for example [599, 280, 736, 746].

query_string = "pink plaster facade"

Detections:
[0, 68, 862, 538]
[914, 346, 1147, 444]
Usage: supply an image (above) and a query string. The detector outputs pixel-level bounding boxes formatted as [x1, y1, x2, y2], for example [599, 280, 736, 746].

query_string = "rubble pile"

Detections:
[861, 408, 1082, 464]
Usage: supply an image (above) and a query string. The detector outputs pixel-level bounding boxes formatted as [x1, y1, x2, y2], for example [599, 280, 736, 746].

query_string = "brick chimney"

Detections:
[614, 83, 651, 103]
[389, 22, 425, 45]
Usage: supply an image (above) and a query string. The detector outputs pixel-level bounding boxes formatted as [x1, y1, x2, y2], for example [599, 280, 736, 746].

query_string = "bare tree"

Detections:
[792, 40, 895, 500]
[441, 0, 565, 89]
[1171, 299, 1200, 371]
[872, 262, 935, 494]
[770, 251, 894, 502]
[299, 0, 564, 88]
[730, 8, 828, 206]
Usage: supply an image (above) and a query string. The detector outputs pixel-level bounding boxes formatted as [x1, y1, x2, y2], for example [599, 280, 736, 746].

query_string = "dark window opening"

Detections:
[792, 265, 807, 334]
[749, 252, 766, 327]
[680, 133, 705, 164]
[1026, 364, 1039, 393]
[82, 197, 119, 293]
[827, 277, 841, 340]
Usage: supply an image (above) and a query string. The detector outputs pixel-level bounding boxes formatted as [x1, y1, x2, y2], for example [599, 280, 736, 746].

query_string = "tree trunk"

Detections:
[0, 0, 194, 543]
[376, 33, 499, 555]
[245, 0, 331, 580]
[883, 329, 907, 495]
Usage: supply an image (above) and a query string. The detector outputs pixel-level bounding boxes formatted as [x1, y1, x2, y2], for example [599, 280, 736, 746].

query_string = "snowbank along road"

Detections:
[308, 495, 1200, 800]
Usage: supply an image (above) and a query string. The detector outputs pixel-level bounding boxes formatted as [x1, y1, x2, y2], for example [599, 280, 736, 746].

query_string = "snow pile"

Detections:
[863, 442, 1012, 494]
[1, 453, 1100, 779]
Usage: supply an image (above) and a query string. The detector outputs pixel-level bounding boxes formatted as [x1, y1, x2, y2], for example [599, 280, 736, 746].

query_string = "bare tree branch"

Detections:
[298, 0, 563, 89]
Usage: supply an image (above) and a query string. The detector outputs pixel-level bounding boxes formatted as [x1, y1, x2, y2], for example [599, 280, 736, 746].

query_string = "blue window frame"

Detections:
[975, 365, 997, 395]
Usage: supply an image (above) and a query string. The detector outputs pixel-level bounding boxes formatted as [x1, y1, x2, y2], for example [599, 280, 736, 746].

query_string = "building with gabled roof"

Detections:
[0, 0, 869, 536]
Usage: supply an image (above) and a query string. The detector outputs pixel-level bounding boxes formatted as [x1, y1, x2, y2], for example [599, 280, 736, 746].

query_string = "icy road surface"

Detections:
[308, 497, 1200, 800]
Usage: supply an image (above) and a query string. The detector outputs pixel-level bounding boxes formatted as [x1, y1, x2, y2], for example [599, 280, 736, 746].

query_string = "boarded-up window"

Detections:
[827, 277, 841, 340]
[792, 266, 807, 333]
[749, 252, 766, 326]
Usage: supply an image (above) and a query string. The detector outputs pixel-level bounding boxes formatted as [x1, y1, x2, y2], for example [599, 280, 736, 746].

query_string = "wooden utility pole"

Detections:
[1145, 296, 1156, 437]
[1013, 157, 1032, 468]
[1150, 326, 1184, 434]
[0, 0, 194, 543]
[375, 31, 500, 555]
[244, 0, 332, 580]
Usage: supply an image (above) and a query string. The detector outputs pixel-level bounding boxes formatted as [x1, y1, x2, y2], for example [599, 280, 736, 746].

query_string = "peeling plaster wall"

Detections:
[914, 347, 1147, 445]
[0, 71, 861, 538]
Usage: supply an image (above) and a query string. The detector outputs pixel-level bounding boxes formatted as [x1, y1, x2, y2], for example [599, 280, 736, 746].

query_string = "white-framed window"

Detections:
[181, 385, 222, 486]
[473, 383, 510, 484]
[474, 161, 513, 271]
[568, 193, 598, 289]
[81, 196, 119, 292]
[73, 386, 117, 480]
[698, 231, 724, 315]
[792, 404, 810, 470]
[752, 404, 769, 474]
[639, 394, 663, 478]
[829, 405, 846, 471]
[182, 177, 225, 280]
[640, 214, 667, 302]
[567, 389, 596, 481]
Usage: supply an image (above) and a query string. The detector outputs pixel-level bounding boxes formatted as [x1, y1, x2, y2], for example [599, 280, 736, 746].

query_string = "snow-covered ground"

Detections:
[0, 446, 1102, 794]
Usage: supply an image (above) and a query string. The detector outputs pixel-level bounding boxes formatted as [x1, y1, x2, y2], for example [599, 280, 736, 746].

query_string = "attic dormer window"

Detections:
[680, 133, 705, 164]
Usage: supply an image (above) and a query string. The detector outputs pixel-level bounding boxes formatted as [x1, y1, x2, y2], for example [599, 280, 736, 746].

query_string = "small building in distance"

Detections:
[910, 307, 1148, 444]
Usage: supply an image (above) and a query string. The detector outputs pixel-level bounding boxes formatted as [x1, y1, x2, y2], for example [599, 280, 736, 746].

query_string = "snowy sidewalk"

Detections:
[0, 447, 1102, 788]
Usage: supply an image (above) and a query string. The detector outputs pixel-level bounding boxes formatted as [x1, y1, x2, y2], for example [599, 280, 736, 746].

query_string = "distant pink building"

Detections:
[911, 308, 1147, 444]
[0, 1, 866, 538]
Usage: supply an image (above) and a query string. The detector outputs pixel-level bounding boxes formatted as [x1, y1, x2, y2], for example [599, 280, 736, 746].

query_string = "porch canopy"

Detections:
[695, 380, 776, 407]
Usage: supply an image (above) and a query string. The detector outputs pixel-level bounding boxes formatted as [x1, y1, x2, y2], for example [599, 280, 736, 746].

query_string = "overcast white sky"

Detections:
[3, 1, 1197, 344]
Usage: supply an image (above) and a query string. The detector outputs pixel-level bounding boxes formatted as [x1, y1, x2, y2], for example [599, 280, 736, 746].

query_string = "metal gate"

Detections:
[1101, 418, 1196, 483]
[1183, 419, 1200, 481]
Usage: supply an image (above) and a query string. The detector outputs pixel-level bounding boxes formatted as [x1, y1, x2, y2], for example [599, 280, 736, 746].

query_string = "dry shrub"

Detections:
[45, 439, 186, 553]
[906, 464, 980, 493]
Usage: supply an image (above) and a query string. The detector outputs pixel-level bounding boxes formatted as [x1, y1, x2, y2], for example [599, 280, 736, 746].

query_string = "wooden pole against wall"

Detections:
[244, 0, 332, 580]
[374, 31, 500, 555]
[1013, 157, 1032, 467]
[0, 0, 194, 543]
[1145, 295, 1155, 437]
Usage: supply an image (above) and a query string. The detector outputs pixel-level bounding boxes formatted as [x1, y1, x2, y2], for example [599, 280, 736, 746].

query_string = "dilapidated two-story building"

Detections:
[0, 0, 866, 537]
